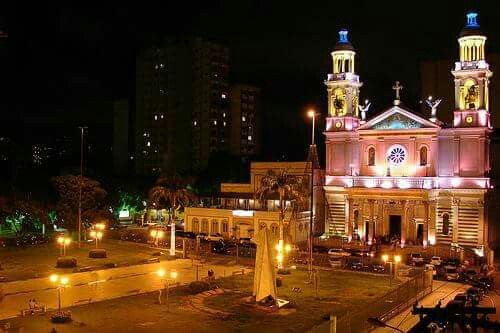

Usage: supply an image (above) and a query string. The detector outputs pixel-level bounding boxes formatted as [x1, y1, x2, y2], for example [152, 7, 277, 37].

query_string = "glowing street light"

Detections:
[89, 230, 103, 249]
[150, 229, 165, 247]
[156, 268, 178, 310]
[49, 274, 69, 314]
[56, 236, 71, 256]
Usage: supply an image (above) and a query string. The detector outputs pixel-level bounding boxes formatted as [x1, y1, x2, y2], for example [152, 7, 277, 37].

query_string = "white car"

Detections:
[328, 248, 350, 257]
[410, 253, 424, 264]
[430, 256, 442, 266]
[205, 233, 224, 242]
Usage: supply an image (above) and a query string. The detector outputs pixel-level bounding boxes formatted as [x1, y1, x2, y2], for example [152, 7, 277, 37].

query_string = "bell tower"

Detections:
[325, 29, 363, 132]
[452, 12, 492, 128]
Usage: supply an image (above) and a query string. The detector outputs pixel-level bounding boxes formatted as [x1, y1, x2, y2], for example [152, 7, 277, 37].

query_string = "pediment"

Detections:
[358, 105, 440, 130]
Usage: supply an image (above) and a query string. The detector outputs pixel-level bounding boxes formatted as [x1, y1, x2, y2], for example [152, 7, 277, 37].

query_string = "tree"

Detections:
[148, 176, 197, 256]
[52, 175, 107, 230]
[255, 169, 307, 267]
[1, 199, 49, 235]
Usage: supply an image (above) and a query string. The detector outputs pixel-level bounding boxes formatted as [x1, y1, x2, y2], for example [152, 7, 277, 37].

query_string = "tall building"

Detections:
[323, 13, 493, 262]
[135, 38, 230, 176]
[229, 84, 261, 158]
[112, 99, 130, 176]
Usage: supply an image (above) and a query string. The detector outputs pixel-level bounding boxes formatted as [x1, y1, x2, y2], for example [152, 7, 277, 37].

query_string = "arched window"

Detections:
[442, 213, 450, 236]
[211, 219, 219, 234]
[192, 218, 199, 233]
[221, 219, 229, 233]
[420, 146, 428, 166]
[270, 223, 278, 236]
[201, 218, 209, 233]
[298, 223, 303, 232]
[368, 147, 375, 166]
[259, 223, 267, 230]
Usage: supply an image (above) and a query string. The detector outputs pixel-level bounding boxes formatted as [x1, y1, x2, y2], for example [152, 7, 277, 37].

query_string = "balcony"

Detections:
[326, 72, 360, 83]
[325, 176, 490, 190]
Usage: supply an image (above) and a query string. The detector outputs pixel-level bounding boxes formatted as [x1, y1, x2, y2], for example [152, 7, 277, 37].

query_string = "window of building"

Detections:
[222, 220, 229, 233]
[211, 219, 218, 233]
[368, 147, 375, 166]
[192, 218, 200, 233]
[201, 219, 209, 233]
[442, 213, 450, 235]
[420, 146, 428, 166]
[270, 224, 278, 236]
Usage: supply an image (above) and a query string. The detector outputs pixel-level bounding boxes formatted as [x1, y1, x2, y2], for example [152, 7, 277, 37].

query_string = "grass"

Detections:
[0, 268, 397, 332]
[0, 239, 164, 281]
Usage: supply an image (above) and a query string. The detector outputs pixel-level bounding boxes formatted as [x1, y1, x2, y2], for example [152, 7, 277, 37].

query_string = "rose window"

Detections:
[387, 145, 407, 165]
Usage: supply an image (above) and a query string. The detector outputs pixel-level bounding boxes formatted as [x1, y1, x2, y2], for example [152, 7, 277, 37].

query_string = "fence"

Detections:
[309, 269, 433, 333]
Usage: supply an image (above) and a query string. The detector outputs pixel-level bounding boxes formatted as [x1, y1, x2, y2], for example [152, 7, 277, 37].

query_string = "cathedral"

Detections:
[323, 13, 492, 258]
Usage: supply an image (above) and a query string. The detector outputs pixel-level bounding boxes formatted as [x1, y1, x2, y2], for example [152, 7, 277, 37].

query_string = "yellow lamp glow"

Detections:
[158, 231, 165, 239]
[49, 274, 59, 283]
[57, 236, 64, 244]
[170, 271, 178, 280]
[90, 231, 97, 238]
[64, 238, 71, 245]
[60, 276, 69, 286]
[150, 230, 157, 237]
[307, 110, 315, 118]
[394, 255, 402, 264]
[157, 268, 166, 278]
[382, 254, 389, 262]
[285, 244, 292, 253]
[276, 253, 284, 263]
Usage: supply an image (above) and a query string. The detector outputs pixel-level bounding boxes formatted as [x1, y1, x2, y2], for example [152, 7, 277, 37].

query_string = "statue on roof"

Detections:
[424, 96, 442, 122]
[358, 99, 371, 123]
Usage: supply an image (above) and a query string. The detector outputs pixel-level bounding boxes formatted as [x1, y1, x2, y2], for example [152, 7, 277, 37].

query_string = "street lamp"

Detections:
[307, 109, 318, 280]
[382, 254, 393, 287]
[156, 268, 178, 310]
[89, 230, 103, 249]
[49, 274, 69, 314]
[150, 229, 165, 247]
[78, 126, 88, 248]
[275, 242, 292, 272]
[56, 236, 71, 256]
[394, 254, 402, 279]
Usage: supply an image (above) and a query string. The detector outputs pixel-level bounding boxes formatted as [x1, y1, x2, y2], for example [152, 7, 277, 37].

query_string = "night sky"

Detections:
[2, 1, 499, 162]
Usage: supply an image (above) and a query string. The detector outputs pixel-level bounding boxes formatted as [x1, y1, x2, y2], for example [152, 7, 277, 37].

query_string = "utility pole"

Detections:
[78, 126, 88, 248]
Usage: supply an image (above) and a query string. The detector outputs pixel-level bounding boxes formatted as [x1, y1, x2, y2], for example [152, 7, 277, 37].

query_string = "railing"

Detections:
[326, 176, 489, 190]
[309, 269, 433, 333]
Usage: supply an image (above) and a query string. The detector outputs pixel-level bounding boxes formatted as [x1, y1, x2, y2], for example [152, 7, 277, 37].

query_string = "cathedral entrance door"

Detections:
[416, 223, 424, 244]
[389, 215, 401, 240]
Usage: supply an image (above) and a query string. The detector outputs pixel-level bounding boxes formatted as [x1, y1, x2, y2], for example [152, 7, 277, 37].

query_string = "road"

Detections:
[0, 258, 248, 320]
[374, 280, 469, 332]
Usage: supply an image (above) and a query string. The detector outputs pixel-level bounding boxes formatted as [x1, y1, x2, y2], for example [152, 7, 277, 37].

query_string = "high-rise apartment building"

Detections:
[135, 38, 230, 176]
[229, 84, 261, 158]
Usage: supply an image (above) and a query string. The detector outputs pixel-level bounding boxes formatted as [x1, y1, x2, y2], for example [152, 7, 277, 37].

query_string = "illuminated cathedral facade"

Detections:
[324, 13, 492, 257]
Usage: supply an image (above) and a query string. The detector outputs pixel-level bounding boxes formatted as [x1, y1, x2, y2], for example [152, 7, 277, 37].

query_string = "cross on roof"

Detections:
[392, 81, 403, 100]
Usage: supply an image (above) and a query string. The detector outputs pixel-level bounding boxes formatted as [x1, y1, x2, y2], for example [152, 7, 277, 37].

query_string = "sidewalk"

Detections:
[374, 280, 468, 332]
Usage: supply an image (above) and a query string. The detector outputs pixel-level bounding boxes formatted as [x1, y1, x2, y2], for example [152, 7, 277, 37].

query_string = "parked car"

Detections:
[430, 256, 442, 266]
[180, 231, 196, 239]
[466, 287, 483, 304]
[461, 269, 478, 282]
[453, 293, 472, 307]
[196, 233, 207, 240]
[444, 266, 460, 281]
[239, 237, 254, 245]
[328, 248, 350, 257]
[313, 246, 329, 254]
[446, 299, 466, 310]
[329, 258, 342, 268]
[476, 276, 494, 290]
[350, 260, 363, 270]
[444, 258, 462, 268]
[372, 264, 386, 273]
[205, 233, 224, 242]
[409, 253, 424, 265]
[212, 242, 229, 254]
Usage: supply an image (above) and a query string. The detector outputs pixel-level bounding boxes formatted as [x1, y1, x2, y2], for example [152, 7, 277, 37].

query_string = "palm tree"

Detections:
[255, 169, 307, 267]
[148, 176, 197, 256]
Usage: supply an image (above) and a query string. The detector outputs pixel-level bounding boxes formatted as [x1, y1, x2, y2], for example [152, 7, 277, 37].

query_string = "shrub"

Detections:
[51, 310, 72, 323]
[88, 249, 107, 258]
[188, 281, 210, 294]
[56, 257, 77, 268]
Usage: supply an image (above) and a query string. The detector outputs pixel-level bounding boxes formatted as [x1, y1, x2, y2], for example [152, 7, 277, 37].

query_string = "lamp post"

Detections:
[156, 268, 178, 311]
[57, 236, 71, 256]
[276, 241, 292, 272]
[382, 254, 393, 287]
[394, 254, 401, 279]
[49, 274, 69, 314]
[77, 126, 88, 248]
[89, 230, 103, 249]
[307, 109, 317, 279]
[150, 229, 165, 247]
